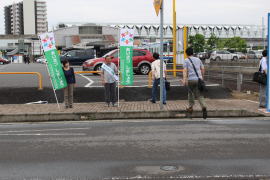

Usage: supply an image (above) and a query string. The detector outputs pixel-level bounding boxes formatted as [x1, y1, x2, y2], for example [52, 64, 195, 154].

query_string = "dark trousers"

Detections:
[188, 80, 206, 109]
[151, 78, 166, 103]
[63, 84, 74, 107]
[104, 82, 116, 104]
[259, 84, 266, 107]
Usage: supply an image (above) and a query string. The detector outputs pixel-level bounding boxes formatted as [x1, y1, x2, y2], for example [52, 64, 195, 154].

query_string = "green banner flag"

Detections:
[39, 32, 67, 90]
[120, 29, 134, 86]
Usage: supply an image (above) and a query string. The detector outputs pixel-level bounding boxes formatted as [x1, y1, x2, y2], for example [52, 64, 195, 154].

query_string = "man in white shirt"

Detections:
[259, 50, 268, 108]
[150, 52, 167, 105]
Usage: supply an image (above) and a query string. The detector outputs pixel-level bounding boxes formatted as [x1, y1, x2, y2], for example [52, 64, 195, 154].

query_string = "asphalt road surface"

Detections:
[1, 118, 270, 179]
[0, 63, 187, 88]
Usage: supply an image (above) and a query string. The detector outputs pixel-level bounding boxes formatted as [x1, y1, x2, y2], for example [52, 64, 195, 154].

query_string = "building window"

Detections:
[79, 26, 102, 35]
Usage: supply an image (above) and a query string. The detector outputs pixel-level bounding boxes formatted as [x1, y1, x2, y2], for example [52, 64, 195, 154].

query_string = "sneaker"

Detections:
[163, 102, 167, 105]
[186, 107, 193, 119]
[202, 108, 207, 119]
[150, 100, 156, 104]
[186, 107, 193, 114]
[259, 105, 266, 108]
[69, 105, 73, 108]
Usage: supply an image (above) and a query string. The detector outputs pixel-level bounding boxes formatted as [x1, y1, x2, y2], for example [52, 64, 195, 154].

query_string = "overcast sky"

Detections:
[0, 0, 269, 34]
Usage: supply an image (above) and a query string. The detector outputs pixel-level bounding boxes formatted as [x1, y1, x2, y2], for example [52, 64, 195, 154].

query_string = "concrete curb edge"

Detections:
[0, 109, 264, 123]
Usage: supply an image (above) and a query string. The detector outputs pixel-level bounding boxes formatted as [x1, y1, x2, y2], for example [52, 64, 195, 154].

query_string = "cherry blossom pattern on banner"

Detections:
[120, 29, 134, 46]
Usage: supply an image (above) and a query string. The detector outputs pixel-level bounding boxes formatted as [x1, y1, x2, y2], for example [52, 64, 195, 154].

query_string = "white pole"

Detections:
[118, 28, 120, 108]
[118, 48, 120, 108]
[262, 17, 266, 49]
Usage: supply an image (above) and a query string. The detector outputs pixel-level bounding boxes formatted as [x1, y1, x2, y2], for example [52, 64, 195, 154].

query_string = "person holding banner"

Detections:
[150, 52, 167, 105]
[62, 60, 76, 109]
[101, 56, 118, 107]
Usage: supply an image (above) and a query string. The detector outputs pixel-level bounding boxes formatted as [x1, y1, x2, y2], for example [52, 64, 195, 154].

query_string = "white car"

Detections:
[36, 57, 47, 64]
[210, 51, 240, 61]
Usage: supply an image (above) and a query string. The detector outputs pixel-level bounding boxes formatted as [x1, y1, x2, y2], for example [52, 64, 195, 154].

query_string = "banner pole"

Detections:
[45, 62, 61, 111]
[118, 47, 120, 108]
[38, 36, 61, 111]
[118, 28, 120, 108]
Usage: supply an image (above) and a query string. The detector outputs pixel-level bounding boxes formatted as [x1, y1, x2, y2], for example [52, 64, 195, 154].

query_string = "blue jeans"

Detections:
[151, 78, 166, 103]
[259, 84, 266, 107]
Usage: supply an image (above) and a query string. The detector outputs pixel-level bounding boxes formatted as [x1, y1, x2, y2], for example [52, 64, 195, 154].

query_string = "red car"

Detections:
[0, 58, 10, 64]
[82, 49, 154, 75]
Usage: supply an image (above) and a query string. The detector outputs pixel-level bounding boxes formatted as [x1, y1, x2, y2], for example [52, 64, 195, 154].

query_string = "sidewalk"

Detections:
[0, 99, 267, 123]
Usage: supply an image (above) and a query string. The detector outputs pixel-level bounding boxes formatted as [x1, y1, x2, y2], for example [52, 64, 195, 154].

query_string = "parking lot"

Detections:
[0, 63, 185, 89]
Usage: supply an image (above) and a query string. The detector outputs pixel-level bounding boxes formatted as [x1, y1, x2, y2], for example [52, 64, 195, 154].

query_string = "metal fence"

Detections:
[205, 65, 259, 92]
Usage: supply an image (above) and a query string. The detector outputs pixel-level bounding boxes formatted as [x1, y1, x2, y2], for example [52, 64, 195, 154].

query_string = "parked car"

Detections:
[35, 56, 47, 64]
[0, 58, 10, 64]
[255, 50, 263, 59]
[246, 50, 263, 59]
[235, 52, 246, 59]
[61, 49, 96, 65]
[210, 50, 239, 61]
[82, 49, 154, 75]
[197, 52, 209, 60]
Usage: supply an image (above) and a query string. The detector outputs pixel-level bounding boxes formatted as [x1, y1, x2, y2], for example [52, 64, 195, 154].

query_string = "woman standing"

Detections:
[62, 60, 76, 109]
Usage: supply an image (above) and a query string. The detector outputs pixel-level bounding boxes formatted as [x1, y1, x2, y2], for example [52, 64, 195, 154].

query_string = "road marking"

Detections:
[0, 133, 86, 136]
[77, 74, 94, 87]
[244, 99, 259, 104]
[0, 127, 90, 133]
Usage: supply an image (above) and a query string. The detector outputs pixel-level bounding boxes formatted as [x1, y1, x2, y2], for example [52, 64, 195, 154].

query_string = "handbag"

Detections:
[253, 63, 267, 85]
[188, 58, 206, 92]
[165, 79, 171, 91]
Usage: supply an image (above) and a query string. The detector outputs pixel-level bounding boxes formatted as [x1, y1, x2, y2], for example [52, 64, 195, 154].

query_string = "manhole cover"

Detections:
[160, 165, 178, 172]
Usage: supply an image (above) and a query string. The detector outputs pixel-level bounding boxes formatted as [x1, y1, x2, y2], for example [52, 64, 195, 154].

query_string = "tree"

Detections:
[224, 37, 247, 52]
[188, 34, 205, 53]
[206, 33, 219, 51]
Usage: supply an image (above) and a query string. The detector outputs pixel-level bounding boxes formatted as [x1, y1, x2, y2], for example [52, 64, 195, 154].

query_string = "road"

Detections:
[1, 118, 270, 179]
[0, 63, 186, 88]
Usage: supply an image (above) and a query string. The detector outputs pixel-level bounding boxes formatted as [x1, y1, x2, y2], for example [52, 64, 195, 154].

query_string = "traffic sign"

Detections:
[153, 0, 163, 16]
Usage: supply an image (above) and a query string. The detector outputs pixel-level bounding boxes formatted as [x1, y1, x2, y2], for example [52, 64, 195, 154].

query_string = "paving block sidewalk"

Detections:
[0, 99, 267, 123]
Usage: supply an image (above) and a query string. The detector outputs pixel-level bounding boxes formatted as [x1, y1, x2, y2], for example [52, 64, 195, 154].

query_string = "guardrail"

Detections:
[0, 72, 43, 90]
[148, 69, 184, 88]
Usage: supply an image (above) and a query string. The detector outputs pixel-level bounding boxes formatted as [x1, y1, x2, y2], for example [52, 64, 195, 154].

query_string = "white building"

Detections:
[4, 0, 48, 35]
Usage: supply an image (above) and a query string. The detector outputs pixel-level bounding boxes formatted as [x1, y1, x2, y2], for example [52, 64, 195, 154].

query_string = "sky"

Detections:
[0, 0, 270, 34]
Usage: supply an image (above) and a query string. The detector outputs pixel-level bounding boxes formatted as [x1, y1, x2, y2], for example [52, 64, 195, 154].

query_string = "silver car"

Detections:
[210, 50, 239, 61]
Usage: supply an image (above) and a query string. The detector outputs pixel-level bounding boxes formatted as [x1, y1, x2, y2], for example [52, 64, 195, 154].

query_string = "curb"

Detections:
[0, 109, 264, 123]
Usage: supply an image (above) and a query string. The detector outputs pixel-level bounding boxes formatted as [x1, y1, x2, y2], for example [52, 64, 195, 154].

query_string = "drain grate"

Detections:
[160, 165, 178, 172]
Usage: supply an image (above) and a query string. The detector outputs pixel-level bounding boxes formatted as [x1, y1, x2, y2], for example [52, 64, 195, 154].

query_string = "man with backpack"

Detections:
[183, 47, 207, 119]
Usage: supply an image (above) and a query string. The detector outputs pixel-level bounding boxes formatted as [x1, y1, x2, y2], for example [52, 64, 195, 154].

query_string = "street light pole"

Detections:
[173, 0, 177, 77]
[160, 1, 164, 110]
[262, 17, 266, 49]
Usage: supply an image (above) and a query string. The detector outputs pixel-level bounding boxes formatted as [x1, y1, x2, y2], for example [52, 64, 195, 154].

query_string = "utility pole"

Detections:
[160, 1, 164, 110]
[262, 17, 266, 49]
[153, 0, 165, 110]
[173, 0, 177, 77]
